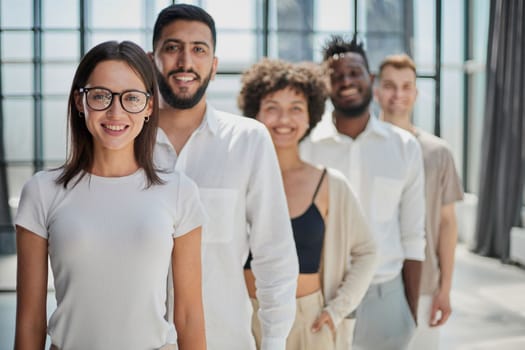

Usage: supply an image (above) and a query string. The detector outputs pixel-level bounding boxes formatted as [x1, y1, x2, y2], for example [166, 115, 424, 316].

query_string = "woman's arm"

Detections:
[172, 226, 206, 350]
[15, 226, 48, 350]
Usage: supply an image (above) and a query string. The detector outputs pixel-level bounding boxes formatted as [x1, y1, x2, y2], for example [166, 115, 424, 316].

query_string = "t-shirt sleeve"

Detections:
[172, 173, 208, 238]
[14, 174, 48, 239]
[441, 148, 464, 205]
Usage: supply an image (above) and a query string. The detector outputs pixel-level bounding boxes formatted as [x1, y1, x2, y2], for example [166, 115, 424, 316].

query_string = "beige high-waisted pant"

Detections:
[251, 290, 335, 350]
[50, 343, 178, 349]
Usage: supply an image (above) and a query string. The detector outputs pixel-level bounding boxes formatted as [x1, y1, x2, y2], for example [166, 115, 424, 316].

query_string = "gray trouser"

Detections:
[352, 274, 416, 350]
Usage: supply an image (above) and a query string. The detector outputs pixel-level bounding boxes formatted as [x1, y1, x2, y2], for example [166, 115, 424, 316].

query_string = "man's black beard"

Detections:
[332, 88, 373, 118]
[156, 68, 212, 110]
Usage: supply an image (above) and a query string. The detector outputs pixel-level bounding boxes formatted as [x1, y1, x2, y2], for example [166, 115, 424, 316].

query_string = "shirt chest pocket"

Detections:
[371, 177, 403, 222]
[199, 188, 239, 243]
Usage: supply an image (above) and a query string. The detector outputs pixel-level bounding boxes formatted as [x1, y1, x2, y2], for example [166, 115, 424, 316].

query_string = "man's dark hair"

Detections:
[322, 33, 370, 72]
[152, 4, 217, 52]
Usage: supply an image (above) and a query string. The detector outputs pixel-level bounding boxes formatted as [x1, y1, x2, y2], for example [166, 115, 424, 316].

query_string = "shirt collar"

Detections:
[202, 104, 219, 135]
[155, 103, 219, 146]
[310, 112, 389, 142]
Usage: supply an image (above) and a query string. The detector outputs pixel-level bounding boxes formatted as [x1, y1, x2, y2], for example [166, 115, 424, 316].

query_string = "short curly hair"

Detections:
[238, 58, 330, 136]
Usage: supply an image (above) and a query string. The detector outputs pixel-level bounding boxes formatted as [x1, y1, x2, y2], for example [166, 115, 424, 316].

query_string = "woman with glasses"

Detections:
[239, 59, 377, 350]
[14, 41, 206, 350]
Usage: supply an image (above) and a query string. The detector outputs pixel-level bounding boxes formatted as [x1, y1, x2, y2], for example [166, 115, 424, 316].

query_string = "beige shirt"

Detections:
[321, 168, 377, 350]
[415, 129, 464, 295]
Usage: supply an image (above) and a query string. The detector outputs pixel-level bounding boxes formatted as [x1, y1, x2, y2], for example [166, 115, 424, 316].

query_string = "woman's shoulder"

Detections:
[23, 168, 63, 189]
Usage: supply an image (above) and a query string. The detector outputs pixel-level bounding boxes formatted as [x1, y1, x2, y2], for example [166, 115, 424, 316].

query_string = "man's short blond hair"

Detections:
[378, 54, 417, 79]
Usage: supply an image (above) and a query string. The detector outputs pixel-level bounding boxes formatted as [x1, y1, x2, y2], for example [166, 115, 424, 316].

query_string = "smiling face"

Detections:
[256, 87, 309, 150]
[375, 65, 418, 118]
[329, 52, 373, 118]
[153, 19, 218, 110]
[75, 60, 152, 157]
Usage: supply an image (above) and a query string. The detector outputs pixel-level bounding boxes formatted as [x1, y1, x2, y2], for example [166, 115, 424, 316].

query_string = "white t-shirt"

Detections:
[15, 168, 206, 350]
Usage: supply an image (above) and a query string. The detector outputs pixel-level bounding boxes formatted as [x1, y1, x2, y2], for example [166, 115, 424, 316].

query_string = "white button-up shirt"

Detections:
[154, 105, 298, 350]
[300, 114, 425, 284]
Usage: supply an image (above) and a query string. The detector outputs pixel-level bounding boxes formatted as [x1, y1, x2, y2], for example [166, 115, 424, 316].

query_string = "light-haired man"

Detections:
[375, 53, 464, 350]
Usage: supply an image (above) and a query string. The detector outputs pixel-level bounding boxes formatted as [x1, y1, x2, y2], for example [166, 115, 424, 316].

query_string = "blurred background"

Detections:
[0, 0, 524, 349]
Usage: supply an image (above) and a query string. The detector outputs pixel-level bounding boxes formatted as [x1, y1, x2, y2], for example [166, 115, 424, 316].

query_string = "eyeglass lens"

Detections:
[85, 88, 148, 113]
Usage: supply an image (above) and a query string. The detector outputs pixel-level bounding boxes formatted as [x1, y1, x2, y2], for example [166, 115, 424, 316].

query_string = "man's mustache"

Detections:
[167, 68, 201, 80]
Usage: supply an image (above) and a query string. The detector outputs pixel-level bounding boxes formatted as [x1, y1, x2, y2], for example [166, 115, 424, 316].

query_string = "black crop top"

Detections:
[244, 169, 326, 274]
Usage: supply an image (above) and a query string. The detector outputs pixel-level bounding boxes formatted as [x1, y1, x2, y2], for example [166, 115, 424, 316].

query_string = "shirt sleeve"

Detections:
[399, 139, 426, 261]
[245, 125, 298, 350]
[172, 172, 208, 238]
[440, 148, 464, 205]
[14, 173, 48, 239]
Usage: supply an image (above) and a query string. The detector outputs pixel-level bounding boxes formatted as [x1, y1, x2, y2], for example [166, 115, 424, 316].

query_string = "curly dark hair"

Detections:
[238, 58, 330, 136]
[322, 33, 370, 72]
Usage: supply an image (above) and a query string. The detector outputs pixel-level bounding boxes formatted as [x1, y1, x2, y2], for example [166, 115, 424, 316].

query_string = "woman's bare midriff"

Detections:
[244, 269, 322, 298]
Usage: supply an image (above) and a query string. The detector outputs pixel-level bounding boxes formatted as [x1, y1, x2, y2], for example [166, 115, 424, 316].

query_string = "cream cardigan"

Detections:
[321, 168, 378, 350]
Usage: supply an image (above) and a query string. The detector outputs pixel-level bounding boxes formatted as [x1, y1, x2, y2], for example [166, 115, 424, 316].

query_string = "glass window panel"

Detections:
[267, 32, 280, 59]
[87, 32, 145, 51]
[1, 0, 32, 28]
[412, 78, 435, 134]
[313, 33, 333, 62]
[144, 0, 173, 49]
[43, 0, 79, 28]
[216, 32, 256, 71]
[154, 0, 173, 13]
[362, 0, 408, 71]
[468, 72, 486, 193]
[473, 0, 490, 61]
[3, 99, 34, 162]
[89, 0, 145, 28]
[362, 0, 405, 32]
[1, 31, 32, 61]
[43, 32, 80, 61]
[207, 0, 254, 29]
[442, 0, 464, 64]
[413, 0, 435, 74]
[440, 68, 464, 176]
[43, 98, 68, 161]
[207, 74, 242, 115]
[467, 0, 490, 193]
[365, 33, 404, 73]
[2, 64, 33, 94]
[175, 0, 199, 5]
[314, 0, 353, 32]
[43, 64, 76, 95]
[7, 165, 35, 217]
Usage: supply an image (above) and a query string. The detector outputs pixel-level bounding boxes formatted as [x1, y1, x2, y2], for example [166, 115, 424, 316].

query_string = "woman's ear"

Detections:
[74, 90, 84, 113]
[145, 95, 154, 117]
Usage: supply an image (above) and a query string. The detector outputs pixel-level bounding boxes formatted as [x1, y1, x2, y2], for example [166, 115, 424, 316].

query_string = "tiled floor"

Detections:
[1, 243, 525, 349]
[440, 244, 525, 350]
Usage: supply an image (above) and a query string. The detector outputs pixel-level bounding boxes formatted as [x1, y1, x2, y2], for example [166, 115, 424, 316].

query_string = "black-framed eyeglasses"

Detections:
[79, 87, 151, 114]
